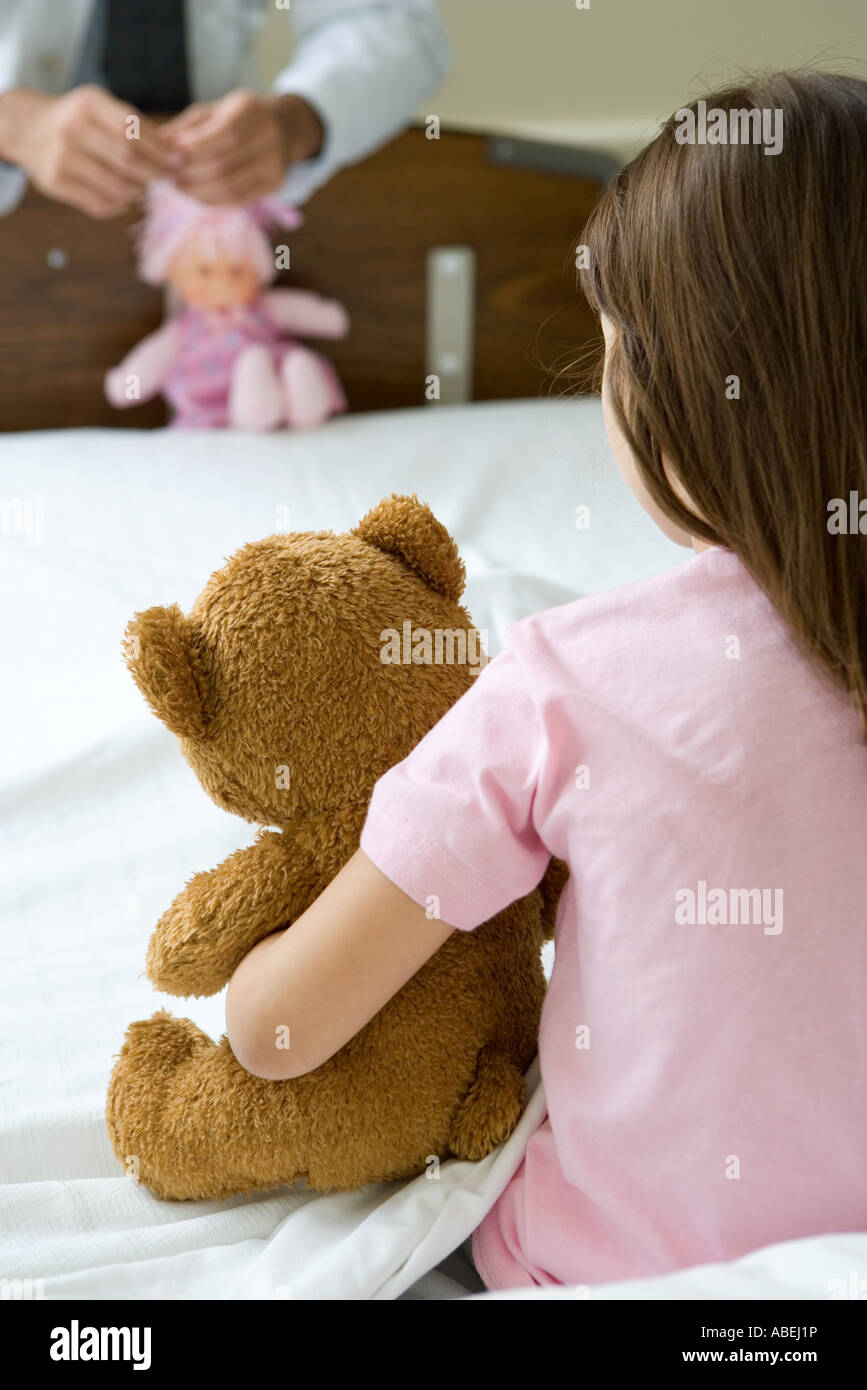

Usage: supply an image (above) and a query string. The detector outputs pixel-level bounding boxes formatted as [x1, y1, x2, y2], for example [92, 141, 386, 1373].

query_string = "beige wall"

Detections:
[259, 0, 866, 161]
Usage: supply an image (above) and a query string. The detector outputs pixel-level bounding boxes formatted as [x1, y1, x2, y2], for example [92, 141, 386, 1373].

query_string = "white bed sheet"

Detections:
[1, 398, 860, 1300]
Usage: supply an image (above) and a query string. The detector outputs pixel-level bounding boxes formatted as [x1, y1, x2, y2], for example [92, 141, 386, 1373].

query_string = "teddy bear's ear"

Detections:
[123, 604, 208, 740]
[353, 494, 466, 602]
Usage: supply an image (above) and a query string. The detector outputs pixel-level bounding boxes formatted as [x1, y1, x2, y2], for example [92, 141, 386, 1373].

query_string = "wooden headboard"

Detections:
[0, 127, 603, 430]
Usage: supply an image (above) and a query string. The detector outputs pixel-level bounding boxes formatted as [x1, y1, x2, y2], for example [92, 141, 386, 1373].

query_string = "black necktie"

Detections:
[102, 0, 191, 113]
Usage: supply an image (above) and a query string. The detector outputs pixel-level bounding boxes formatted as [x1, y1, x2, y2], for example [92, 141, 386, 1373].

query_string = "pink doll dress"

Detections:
[165, 297, 347, 428]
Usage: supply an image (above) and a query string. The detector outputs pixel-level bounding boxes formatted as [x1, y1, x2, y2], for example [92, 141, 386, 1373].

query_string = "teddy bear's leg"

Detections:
[228, 344, 284, 430]
[446, 1044, 528, 1162]
[280, 348, 339, 429]
[106, 1011, 305, 1201]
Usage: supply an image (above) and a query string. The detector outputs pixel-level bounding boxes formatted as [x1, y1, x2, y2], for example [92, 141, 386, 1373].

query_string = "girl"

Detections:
[225, 70, 867, 1291]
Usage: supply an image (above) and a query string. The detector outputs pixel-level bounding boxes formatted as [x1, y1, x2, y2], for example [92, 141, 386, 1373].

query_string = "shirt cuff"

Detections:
[274, 118, 337, 207]
[0, 162, 27, 216]
[269, 7, 450, 204]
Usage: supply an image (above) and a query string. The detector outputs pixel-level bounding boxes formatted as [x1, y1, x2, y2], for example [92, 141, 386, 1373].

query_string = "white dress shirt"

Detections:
[0, 0, 450, 214]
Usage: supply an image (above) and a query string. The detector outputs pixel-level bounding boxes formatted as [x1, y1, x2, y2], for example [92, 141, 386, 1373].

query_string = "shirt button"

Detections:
[37, 53, 61, 78]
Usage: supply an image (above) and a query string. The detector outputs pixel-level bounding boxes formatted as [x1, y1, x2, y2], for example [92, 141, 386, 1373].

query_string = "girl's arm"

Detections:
[225, 848, 453, 1081]
[228, 642, 550, 1082]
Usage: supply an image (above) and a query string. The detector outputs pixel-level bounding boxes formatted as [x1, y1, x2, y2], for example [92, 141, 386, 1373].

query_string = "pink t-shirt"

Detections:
[360, 546, 867, 1291]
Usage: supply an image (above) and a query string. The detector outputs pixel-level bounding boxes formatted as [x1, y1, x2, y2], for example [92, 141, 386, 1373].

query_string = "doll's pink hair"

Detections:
[136, 181, 304, 286]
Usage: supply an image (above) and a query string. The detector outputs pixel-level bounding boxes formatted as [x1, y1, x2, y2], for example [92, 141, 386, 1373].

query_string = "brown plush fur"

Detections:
[106, 495, 565, 1200]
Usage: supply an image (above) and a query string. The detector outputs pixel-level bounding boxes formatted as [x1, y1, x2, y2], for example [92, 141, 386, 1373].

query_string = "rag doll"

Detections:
[105, 181, 348, 429]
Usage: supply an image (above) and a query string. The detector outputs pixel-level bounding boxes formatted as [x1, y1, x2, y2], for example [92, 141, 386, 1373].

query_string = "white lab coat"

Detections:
[0, 0, 450, 213]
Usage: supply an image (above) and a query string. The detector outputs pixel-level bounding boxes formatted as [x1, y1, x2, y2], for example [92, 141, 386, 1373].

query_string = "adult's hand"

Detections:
[162, 90, 324, 205]
[0, 86, 179, 218]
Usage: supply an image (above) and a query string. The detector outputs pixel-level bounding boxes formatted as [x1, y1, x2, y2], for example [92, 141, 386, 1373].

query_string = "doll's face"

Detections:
[168, 241, 260, 311]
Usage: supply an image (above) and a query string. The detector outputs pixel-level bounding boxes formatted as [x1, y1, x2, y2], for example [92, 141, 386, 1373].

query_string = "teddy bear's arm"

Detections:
[146, 829, 324, 999]
[262, 289, 349, 339]
[104, 321, 181, 408]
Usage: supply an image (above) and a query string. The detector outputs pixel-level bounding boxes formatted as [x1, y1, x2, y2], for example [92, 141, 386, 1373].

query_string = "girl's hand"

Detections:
[163, 90, 324, 206]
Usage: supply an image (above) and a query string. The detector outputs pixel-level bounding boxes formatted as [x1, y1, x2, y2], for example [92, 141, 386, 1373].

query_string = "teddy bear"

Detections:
[106, 496, 566, 1201]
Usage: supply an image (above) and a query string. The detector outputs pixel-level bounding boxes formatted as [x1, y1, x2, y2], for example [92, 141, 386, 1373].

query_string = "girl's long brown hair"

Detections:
[578, 70, 867, 732]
